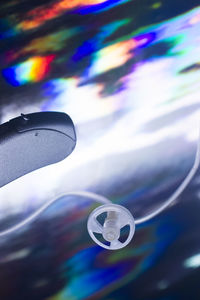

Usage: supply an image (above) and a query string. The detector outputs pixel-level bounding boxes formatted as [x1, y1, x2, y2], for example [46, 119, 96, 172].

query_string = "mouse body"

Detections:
[0, 112, 76, 187]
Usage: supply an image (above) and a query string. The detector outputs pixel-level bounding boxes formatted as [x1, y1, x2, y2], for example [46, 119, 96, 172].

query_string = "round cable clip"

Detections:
[87, 204, 135, 250]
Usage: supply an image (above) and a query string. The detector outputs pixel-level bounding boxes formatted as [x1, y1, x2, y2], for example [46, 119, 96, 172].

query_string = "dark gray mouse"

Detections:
[0, 111, 76, 187]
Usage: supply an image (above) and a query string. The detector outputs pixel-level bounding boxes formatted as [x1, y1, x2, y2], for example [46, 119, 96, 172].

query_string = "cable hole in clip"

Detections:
[119, 225, 130, 243]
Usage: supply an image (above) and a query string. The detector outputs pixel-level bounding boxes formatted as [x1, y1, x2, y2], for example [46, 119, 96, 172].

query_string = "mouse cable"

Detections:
[0, 125, 199, 237]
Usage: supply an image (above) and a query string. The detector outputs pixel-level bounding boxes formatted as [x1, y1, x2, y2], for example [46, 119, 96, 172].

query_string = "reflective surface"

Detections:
[0, 0, 200, 299]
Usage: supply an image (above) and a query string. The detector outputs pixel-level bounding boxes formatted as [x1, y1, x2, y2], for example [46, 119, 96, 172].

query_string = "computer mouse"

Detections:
[0, 111, 76, 188]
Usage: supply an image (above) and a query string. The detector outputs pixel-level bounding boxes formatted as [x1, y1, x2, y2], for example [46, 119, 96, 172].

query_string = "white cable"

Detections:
[0, 191, 111, 237]
[0, 128, 199, 237]
[135, 126, 200, 224]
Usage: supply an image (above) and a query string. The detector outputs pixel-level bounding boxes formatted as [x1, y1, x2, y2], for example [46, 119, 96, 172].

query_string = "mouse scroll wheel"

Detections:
[21, 113, 30, 122]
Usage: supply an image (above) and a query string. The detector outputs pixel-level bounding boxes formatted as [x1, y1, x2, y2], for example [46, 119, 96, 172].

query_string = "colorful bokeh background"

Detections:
[0, 0, 200, 299]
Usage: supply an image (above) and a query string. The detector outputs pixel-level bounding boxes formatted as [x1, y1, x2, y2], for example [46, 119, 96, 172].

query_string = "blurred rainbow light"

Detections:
[75, 0, 129, 14]
[6, 28, 78, 63]
[17, 0, 115, 31]
[2, 55, 55, 86]
[89, 40, 136, 76]
[0, 19, 19, 40]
